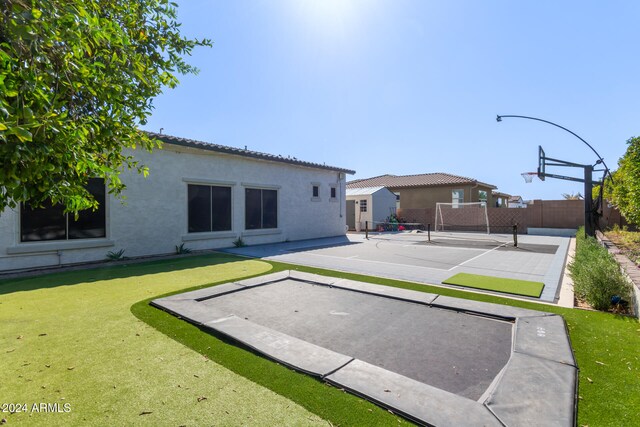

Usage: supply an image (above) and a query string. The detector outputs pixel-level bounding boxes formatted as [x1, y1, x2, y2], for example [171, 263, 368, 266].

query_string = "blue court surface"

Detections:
[223, 231, 571, 302]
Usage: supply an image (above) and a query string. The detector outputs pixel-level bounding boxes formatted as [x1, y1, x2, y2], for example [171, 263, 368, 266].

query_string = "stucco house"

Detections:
[345, 186, 397, 231]
[0, 132, 355, 272]
[508, 195, 527, 208]
[491, 191, 511, 208]
[347, 173, 497, 210]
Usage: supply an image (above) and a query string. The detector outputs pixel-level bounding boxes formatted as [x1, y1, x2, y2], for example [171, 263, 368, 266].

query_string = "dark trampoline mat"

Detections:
[200, 280, 512, 400]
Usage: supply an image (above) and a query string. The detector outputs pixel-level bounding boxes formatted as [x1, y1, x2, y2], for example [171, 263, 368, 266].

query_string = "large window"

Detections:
[245, 188, 277, 230]
[452, 189, 464, 207]
[188, 184, 232, 232]
[21, 178, 106, 242]
[478, 190, 488, 206]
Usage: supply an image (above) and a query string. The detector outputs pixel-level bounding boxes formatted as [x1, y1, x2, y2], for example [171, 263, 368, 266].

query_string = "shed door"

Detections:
[346, 200, 356, 230]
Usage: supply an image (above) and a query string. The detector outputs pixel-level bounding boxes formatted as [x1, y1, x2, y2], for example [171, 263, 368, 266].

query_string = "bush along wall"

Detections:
[568, 227, 633, 311]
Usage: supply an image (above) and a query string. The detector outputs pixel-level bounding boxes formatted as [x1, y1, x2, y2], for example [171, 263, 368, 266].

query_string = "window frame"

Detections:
[478, 190, 488, 207]
[311, 182, 321, 202]
[245, 187, 278, 230]
[452, 189, 464, 207]
[187, 183, 233, 234]
[329, 185, 337, 200]
[20, 178, 107, 243]
[359, 199, 368, 212]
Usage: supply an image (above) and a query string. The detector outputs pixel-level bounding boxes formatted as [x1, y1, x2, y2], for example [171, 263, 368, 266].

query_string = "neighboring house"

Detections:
[0, 132, 355, 272]
[345, 186, 397, 231]
[508, 195, 527, 208]
[492, 191, 511, 208]
[347, 173, 497, 210]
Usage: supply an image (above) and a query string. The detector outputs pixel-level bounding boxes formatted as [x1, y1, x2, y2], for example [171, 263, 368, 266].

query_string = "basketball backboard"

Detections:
[537, 145, 546, 181]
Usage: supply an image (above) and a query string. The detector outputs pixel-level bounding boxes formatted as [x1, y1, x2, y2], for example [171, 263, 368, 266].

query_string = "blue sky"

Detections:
[142, 1, 640, 200]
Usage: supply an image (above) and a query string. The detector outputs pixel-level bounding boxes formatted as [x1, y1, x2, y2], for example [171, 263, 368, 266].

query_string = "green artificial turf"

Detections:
[0, 254, 331, 426]
[2, 253, 639, 426]
[443, 272, 545, 297]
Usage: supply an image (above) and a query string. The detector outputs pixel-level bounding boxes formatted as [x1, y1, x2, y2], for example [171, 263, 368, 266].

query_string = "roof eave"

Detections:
[475, 181, 498, 190]
[146, 131, 356, 175]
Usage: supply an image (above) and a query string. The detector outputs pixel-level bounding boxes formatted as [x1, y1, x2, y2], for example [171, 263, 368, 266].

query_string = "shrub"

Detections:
[106, 249, 126, 261]
[175, 243, 192, 254]
[568, 227, 632, 311]
[232, 237, 246, 248]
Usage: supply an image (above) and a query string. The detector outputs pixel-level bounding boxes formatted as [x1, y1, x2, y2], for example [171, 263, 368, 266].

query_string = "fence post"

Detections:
[428, 223, 431, 242]
[513, 224, 518, 247]
[365, 221, 368, 240]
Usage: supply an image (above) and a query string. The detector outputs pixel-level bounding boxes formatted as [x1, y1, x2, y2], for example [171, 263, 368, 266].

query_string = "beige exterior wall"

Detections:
[394, 185, 494, 209]
[491, 194, 509, 208]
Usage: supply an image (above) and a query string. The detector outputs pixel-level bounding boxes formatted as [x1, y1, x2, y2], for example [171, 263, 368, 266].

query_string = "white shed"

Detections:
[345, 186, 397, 231]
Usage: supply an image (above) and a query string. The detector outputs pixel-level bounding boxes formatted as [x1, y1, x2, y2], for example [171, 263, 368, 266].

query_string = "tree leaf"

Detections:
[10, 127, 33, 142]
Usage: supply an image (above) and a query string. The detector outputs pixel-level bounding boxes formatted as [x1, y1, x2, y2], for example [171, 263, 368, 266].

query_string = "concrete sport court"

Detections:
[153, 271, 578, 426]
[223, 231, 571, 302]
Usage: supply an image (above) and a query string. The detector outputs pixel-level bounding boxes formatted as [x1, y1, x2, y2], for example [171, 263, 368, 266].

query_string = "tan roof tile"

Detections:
[347, 173, 496, 189]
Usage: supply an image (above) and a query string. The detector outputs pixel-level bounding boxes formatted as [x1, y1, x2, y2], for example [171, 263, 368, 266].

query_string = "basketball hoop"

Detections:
[521, 172, 537, 183]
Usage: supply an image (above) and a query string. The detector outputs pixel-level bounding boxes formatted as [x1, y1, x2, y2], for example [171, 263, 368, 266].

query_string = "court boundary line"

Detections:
[371, 237, 508, 271]
[268, 251, 453, 272]
[453, 243, 509, 270]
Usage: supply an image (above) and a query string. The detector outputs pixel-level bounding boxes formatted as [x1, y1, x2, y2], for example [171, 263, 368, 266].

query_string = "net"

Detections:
[369, 221, 425, 232]
[434, 202, 490, 234]
[417, 235, 511, 249]
[369, 229, 520, 249]
[521, 172, 536, 183]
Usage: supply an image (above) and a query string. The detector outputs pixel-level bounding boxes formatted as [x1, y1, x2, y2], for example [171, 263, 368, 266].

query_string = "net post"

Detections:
[365, 221, 368, 240]
[485, 204, 490, 234]
[512, 224, 518, 247]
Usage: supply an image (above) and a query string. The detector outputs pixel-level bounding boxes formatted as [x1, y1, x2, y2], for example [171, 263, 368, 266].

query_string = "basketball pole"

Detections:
[496, 114, 612, 179]
[497, 114, 609, 238]
[584, 164, 594, 237]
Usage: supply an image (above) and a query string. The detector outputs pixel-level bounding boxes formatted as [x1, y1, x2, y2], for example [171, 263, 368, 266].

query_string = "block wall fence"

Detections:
[398, 200, 625, 234]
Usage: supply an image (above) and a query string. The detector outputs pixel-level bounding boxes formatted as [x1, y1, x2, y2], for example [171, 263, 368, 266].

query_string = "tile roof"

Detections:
[345, 186, 389, 196]
[347, 173, 497, 189]
[493, 191, 512, 198]
[146, 131, 355, 175]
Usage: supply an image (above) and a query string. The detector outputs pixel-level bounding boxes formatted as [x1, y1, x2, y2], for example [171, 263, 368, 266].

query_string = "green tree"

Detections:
[604, 136, 640, 225]
[0, 0, 210, 212]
